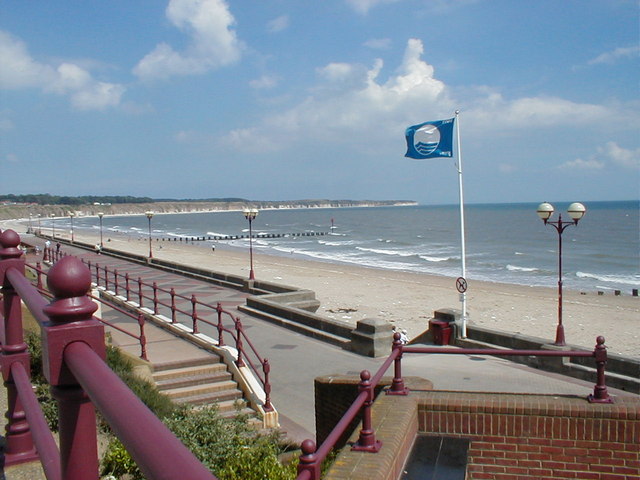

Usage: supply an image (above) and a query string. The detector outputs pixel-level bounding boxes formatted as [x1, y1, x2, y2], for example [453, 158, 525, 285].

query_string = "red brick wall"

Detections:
[418, 392, 639, 480]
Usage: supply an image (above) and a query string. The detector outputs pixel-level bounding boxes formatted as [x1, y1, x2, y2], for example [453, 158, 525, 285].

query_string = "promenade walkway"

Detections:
[20, 235, 637, 446]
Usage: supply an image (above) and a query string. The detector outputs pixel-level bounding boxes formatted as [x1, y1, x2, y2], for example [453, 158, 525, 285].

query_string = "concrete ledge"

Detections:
[349, 318, 393, 358]
[458, 323, 640, 394]
[245, 295, 353, 340]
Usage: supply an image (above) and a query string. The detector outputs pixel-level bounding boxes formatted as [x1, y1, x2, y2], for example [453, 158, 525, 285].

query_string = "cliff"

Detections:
[0, 199, 417, 220]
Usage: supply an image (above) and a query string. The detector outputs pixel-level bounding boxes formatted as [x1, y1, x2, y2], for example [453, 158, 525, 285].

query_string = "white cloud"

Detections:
[318, 63, 357, 82]
[558, 158, 605, 170]
[0, 31, 56, 89]
[467, 93, 612, 129]
[267, 15, 289, 33]
[133, 0, 241, 81]
[364, 38, 392, 50]
[249, 74, 279, 89]
[223, 38, 451, 151]
[600, 142, 640, 169]
[0, 30, 124, 110]
[588, 45, 640, 65]
[346, 0, 401, 14]
[499, 164, 517, 173]
[222, 38, 635, 159]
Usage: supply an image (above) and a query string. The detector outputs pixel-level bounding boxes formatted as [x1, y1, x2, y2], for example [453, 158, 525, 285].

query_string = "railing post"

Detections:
[191, 295, 199, 334]
[138, 277, 143, 308]
[297, 439, 320, 480]
[114, 269, 119, 296]
[103, 265, 109, 292]
[216, 303, 225, 346]
[41, 256, 105, 479]
[588, 336, 613, 403]
[262, 359, 273, 412]
[352, 370, 382, 452]
[235, 317, 245, 367]
[387, 332, 409, 396]
[94, 263, 100, 287]
[153, 282, 158, 314]
[36, 261, 43, 290]
[125, 273, 130, 301]
[138, 314, 148, 361]
[0, 229, 38, 466]
[170, 288, 176, 323]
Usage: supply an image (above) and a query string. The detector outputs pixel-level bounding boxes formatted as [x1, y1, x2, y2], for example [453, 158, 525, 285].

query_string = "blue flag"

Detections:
[405, 118, 455, 159]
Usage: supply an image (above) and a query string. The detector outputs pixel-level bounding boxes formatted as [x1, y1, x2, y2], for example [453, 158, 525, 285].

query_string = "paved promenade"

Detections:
[20, 236, 637, 444]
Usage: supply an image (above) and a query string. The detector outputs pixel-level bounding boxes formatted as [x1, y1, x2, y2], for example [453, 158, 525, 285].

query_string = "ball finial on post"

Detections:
[44, 256, 97, 323]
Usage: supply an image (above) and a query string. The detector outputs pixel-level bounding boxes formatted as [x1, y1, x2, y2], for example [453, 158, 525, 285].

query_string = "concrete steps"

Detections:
[152, 356, 255, 417]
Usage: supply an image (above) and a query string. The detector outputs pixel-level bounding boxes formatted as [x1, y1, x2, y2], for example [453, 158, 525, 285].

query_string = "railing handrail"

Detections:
[26, 261, 148, 360]
[81, 257, 270, 390]
[10, 362, 61, 480]
[65, 340, 215, 480]
[296, 333, 613, 480]
[1, 229, 219, 478]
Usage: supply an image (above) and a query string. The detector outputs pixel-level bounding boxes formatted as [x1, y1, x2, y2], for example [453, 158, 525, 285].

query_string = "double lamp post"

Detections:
[536, 201, 586, 346]
[243, 208, 259, 280]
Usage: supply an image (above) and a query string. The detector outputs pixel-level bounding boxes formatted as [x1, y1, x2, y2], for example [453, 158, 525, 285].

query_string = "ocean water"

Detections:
[62, 201, 639, 293]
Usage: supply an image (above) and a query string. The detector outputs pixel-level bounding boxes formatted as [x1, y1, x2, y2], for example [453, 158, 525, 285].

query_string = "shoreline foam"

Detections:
[3, 219, 638, 358]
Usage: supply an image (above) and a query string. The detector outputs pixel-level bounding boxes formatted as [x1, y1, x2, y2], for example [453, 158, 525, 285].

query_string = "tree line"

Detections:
[0, 194, 247, 206]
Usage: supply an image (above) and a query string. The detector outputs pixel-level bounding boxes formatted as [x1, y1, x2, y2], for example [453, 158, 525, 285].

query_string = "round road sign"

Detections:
[456, 277, 467, 293]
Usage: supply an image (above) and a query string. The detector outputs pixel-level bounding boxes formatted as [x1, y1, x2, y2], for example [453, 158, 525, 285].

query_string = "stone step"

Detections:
[163, 380, 239, 400]
[155, 371, 233, 391]
[172, 389, 244, 408]
[152, 363, 228, 382]
[153, 355, 221, 372]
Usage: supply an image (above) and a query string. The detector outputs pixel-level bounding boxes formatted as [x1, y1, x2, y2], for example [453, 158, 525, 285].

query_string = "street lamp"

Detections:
[51, 214, 56, 239]
[243, 208, 259, 280]
[146, 211, 154, 258]
[536, 201, 587, 346]
[69, 211, 75, 243]
[37, 214, 42, 235]
[28, 213, 33, 234]
[98, 212, 104, 248]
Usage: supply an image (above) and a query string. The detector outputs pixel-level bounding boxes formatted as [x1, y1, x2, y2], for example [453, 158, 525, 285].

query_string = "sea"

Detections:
[61, 200, 639, 294]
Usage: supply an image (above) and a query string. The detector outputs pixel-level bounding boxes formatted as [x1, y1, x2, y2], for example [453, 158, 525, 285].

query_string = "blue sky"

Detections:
[1, 0, 638, 205]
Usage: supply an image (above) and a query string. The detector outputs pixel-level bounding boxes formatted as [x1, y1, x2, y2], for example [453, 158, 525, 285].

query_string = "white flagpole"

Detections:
[455, 110, 468, 338]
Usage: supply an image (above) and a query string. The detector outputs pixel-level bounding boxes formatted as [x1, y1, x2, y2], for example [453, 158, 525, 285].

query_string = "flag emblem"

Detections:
[405, 118, 454, 159]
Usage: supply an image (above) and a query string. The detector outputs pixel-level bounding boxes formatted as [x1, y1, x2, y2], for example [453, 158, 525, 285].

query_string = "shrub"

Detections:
[101, 406, 298, 480]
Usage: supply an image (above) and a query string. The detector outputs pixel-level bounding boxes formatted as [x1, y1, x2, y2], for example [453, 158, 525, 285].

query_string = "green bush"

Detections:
[101, 438, 142, 479]
[101, 406, 297, 480]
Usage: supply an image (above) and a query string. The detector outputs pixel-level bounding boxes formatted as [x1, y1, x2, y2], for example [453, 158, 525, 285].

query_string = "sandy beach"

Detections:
[3, 220, 639, 359]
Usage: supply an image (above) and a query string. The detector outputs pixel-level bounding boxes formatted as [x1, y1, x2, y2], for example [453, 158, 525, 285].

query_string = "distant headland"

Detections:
[0, 195, 417, 220]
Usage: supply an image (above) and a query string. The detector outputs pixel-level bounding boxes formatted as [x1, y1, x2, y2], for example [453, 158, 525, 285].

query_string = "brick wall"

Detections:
[314, 375, 432, 447]
[419, 392, 639, 480]
[321, 381, 639, 480]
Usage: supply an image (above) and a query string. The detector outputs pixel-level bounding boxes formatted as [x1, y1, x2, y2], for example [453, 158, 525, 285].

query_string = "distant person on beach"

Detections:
[212, 245, 215, 253]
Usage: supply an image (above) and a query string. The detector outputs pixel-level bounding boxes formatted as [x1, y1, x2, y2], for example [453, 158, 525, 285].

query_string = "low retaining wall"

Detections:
[458, 324, 640, 394]
[320, 378, 640, 480]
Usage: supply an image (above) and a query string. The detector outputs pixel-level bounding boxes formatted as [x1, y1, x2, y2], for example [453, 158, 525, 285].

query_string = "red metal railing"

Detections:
[295, 333, 613, 479]
[80, 258, 272, 411]
[25, 261, 148, 361]
[1, 229, 218, 479]
[43, 244, 272, 411]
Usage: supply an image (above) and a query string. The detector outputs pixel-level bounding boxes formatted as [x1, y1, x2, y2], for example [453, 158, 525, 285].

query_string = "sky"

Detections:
[1, 0, 638, 205]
